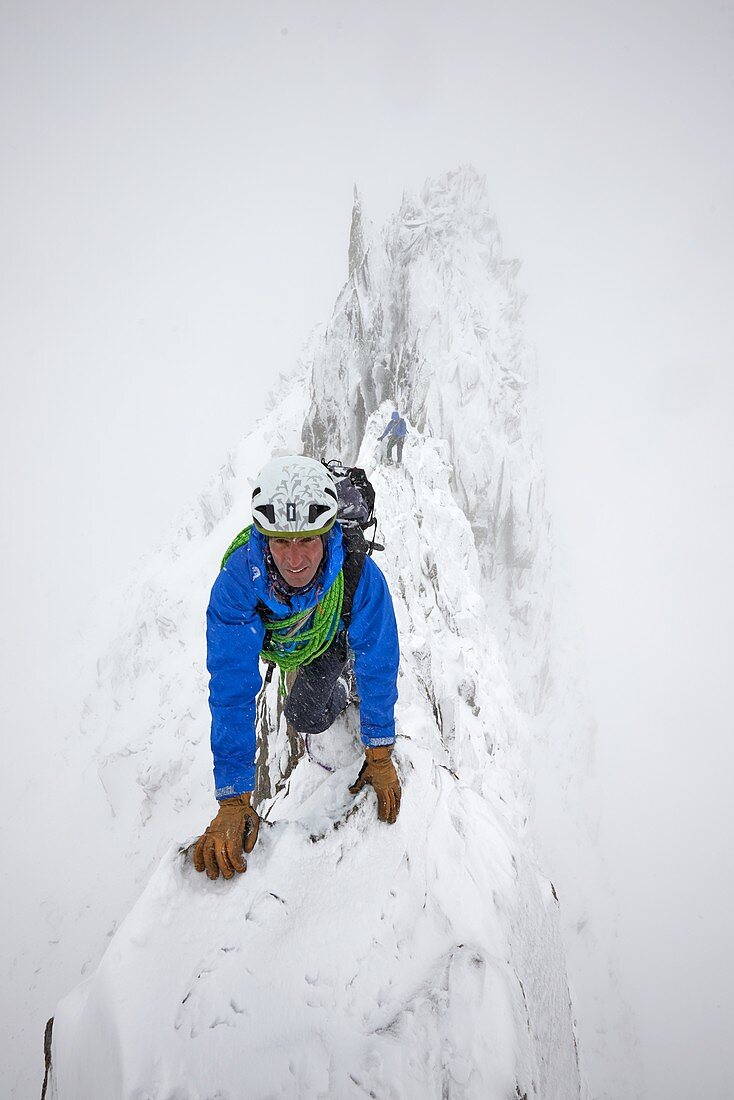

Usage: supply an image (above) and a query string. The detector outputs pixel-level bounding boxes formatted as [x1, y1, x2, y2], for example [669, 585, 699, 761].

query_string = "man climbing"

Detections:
[378, 410, 408, 466]
[194, 455, 401, 881]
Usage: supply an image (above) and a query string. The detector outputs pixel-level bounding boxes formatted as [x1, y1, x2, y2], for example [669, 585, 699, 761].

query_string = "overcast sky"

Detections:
[2, 2, 733, 1096]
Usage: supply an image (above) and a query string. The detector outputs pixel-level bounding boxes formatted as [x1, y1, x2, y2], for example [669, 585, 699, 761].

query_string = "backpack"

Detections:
[319, 459, 383, 654]
[320, 459, 383, 556]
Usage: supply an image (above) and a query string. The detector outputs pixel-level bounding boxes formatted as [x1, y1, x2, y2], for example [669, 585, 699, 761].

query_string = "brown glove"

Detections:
[349, 745, 401, 824]
[193, 793, 260, 880]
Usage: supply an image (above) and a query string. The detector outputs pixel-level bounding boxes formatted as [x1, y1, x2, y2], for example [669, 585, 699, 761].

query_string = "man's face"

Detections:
[268, 535, 324, 588]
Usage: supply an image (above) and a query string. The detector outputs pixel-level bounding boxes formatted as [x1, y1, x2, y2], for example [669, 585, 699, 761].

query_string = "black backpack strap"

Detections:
[340, 527, 367, 630]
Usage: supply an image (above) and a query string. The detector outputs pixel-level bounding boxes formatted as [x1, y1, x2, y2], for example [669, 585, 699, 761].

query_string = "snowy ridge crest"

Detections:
[50, 413, 583, 1100]
[46, 171, 601, 1099]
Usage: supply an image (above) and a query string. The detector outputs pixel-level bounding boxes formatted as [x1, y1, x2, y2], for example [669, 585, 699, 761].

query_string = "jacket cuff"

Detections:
[361, 734, 395, 748]
[215, 769, 256, 799]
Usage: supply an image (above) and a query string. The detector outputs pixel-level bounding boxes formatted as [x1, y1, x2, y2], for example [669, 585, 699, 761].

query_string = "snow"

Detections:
[50, 423, 581, 1100]
[41, 168, 635, 1098]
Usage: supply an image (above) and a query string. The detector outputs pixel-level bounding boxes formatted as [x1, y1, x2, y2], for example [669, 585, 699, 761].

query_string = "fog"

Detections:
[2, 1, 733, 1096]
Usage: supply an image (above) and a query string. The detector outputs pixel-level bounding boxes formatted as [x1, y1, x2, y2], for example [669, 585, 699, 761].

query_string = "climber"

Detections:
[193, 454, 401, 881]
[378, 410, 408, 466]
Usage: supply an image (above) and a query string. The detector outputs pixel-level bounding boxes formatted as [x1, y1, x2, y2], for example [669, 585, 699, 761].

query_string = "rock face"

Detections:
[47, 169, 594, 1099]
[303, 167, 551, 714]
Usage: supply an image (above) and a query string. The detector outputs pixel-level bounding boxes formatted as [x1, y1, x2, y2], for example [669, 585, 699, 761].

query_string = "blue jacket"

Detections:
[379, 412, 407, 440]
[206, 524, 399, 797]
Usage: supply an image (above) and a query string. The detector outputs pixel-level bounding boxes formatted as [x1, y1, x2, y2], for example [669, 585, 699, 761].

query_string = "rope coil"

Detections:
[221, 524, 345, 690]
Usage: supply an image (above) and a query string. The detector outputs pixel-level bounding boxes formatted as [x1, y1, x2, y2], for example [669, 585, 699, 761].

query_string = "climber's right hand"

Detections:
[193, 792, 260, 880]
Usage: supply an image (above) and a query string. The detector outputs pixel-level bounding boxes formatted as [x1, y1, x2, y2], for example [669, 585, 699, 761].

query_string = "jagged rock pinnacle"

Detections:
[348, 184, 365, 278]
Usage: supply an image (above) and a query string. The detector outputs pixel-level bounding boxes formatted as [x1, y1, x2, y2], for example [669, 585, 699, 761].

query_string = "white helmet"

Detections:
[251, 455, 339, 537]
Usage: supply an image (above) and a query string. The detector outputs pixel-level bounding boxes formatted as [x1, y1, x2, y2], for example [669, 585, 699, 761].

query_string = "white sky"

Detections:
[2, 2, 733, 1096]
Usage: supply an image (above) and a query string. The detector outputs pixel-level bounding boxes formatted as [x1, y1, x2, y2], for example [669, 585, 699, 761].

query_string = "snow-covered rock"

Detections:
[45, 168, 635, 1099]
[303, 166, 550, 715]
[50, 423, 582, 1100]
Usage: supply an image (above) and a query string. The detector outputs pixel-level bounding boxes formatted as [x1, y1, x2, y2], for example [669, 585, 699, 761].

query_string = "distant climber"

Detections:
[194, 455, 401, 881]
[379, 410, 407, 466]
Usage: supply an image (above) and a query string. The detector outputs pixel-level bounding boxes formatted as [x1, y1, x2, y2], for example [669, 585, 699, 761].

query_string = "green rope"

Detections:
[262, 570, 344, 691]
[221, 524, 253, 570]
[220, 523, 345, 691]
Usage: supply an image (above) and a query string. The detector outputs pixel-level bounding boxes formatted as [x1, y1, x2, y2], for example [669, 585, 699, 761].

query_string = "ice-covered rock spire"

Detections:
[303, 166, 550, 712]
[348, 184, 367, 278]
